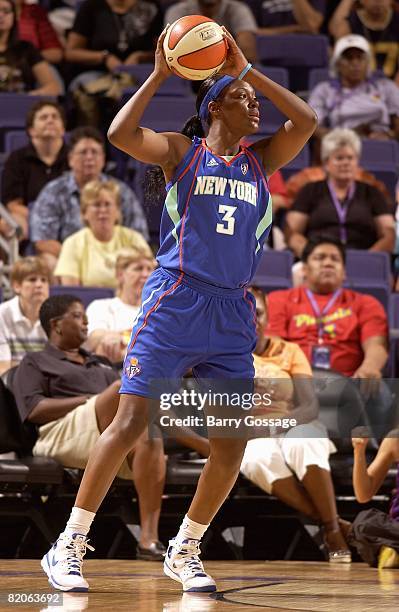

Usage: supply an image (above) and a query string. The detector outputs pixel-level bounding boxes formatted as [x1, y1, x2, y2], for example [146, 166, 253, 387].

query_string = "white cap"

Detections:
[330, 34, 372, 75]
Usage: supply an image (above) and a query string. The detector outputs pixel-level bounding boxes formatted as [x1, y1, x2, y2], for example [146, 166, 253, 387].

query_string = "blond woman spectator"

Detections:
[54, 180, 152, 288]
[86, 247, 156, 363]
[0, 256, 50, 374]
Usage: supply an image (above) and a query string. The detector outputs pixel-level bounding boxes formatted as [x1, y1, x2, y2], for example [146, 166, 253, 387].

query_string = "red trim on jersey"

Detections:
[245, 150, 259, 200]
[126, 274, 184, 354]
[245, 147, 269, 191]
[175, 143, 202, 185]
[178, 148, 205, 270]
[244, 288, 257, 325]
[201, 138, 245, 166]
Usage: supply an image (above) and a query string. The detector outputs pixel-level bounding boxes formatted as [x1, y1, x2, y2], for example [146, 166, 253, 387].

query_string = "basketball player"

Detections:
[41, 27, 317, 593]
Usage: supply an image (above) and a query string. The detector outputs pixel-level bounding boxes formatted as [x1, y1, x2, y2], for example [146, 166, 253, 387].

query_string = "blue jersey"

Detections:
[157, 136, 272, 289]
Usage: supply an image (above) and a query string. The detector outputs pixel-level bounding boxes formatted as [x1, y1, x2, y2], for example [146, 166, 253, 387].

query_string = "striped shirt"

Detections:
[0, 296, 47, 363]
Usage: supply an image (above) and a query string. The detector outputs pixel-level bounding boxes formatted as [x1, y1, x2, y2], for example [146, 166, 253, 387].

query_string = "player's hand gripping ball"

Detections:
[163, 15, 228, 80]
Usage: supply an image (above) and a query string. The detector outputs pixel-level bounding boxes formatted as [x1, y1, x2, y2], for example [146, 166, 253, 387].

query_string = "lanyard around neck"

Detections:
[305, 288, 342, 340]
[327, 180, 355, 244]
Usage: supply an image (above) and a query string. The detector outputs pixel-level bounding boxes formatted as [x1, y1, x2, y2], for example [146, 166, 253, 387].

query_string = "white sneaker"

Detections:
[41, 532, 94, 592]
[163, 538, 216, 593]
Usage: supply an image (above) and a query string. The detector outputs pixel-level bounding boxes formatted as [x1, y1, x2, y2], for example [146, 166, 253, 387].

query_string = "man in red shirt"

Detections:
[267, 235, 391, 434]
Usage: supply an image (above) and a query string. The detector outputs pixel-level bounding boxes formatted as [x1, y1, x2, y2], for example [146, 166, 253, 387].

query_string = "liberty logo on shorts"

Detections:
[241, 163, 248, 175]
[125, 357, 141, 379]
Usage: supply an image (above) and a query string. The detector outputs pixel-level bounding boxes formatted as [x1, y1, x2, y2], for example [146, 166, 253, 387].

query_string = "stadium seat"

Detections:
[117, 64, 192, 97]
[119, 96, 195, 133]
[280, 143, 310, 179]
[49, 285, 115, 308]
[256, 34, 329, 92]
[345, 249, 391, 284]
[360, 138, 399, 168]
[254, 65, 289, 89]
[4, 130, 28, 154]
[0, 94, 55, 129]
[252, 249, 294, 292]
[307, 67, 330, 92]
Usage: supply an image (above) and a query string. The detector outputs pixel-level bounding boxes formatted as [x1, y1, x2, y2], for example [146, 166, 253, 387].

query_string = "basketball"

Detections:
[163, 15, 228, 80]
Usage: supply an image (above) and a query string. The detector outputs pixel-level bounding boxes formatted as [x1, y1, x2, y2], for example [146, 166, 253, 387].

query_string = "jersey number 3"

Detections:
[216, 204, 237, 236]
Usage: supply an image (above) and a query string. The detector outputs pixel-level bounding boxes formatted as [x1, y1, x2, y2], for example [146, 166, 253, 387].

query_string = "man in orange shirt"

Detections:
[266, 235, 392, 433]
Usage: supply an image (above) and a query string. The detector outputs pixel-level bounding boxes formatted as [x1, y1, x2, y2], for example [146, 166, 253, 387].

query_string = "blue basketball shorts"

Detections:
[120, 267, 257, 398]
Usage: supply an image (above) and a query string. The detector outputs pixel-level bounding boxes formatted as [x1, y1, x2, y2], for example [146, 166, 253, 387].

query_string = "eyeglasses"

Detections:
[0, 7, 13, 15]
[72, 148, 103, 157]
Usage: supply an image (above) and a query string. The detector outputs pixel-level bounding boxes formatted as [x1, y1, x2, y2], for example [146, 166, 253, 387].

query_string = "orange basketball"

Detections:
[163, 15, 228, 80]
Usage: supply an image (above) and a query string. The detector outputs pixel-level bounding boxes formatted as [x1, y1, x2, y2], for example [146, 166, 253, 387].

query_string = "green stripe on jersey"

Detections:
[165, 183, 181, 245]
[255, 193, 273, 254]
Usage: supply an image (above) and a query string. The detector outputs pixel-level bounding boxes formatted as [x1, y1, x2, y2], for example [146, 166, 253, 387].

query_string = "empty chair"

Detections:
[4, 130, 28, 154]
[345, 250, 391, 284]
[49, 285, 114, 309]
[280, 143, 310, 180]
[308, 67, 330, 92]
[117, 64, 192, 97]
[256, 34, 329, 92]
[254, 65, 289, 89]
[256, 34, 329, 67]
[0, 94, 54, 129]
[120, 97, 196, 133]
[343, 250, 391, 312]
[252, 249, 294, 292]
[389, 291, 399, 327]
[258, 99, 286, 133]
[360, 139, 399, 168]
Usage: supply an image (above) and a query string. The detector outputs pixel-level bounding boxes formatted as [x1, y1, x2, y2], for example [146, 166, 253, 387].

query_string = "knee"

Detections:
[209, 440, 247, 474]
[111, 412, 148, 449]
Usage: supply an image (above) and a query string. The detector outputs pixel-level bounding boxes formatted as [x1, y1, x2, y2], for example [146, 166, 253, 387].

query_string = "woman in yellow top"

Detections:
[241, 287, 351, 562]
[54, 180, 151, 288]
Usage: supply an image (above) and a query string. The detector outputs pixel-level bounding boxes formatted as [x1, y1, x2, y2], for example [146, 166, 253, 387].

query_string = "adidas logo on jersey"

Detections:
[206, 158, 218, 167]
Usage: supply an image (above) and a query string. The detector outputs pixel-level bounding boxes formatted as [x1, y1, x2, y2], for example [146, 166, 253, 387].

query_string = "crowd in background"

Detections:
[0, 0, 399, 564]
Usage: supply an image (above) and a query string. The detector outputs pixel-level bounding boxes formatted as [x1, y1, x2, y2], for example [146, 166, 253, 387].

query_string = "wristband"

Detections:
[238, 63, 252, 80]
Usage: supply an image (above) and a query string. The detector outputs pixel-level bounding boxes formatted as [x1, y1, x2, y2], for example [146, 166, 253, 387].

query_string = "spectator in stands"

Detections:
[284, 156, 393, 208]
[13, 294, 167, 561]
[352, 429, 399, 567]
[54, 179, 152, 288]
[0, 0, 62, 95]
[267, 236, 392, 433]
[240, 287, 351, 562]
[86, 247, 156, 363]
[65, 0, 162, 83]
[0, 100, 68, 242]
[329, 0, 399, 80]
[308, 34, 399, 141]
[0, 256, 50, 375]
[164, 0, 258, 63]
[16, 0, 63, 65]
[285, 128, 395, 258]
[48, 1, 78, 46]
[30, 126, 149, 270]
[258, 0, 326, 35]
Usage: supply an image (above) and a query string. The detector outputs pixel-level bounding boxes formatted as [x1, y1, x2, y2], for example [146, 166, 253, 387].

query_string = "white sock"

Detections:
[64, 506, 96, 537]
[176, 514, 209, 543]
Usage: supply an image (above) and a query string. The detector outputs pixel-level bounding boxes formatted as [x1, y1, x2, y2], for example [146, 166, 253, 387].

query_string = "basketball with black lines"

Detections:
[163, 15, 228, 80]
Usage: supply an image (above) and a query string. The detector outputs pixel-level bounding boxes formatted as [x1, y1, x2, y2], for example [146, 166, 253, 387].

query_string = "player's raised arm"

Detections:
[221, 29, 317, 176]
[107, 27, 190, 168]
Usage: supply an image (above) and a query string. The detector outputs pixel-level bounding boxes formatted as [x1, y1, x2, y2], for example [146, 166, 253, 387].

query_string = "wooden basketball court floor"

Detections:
[1, 560, 399, 611]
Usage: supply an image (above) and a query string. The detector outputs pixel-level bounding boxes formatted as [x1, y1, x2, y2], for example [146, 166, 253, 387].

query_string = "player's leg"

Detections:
[164, 288, 257, 592]
[163, 435, 247, 592]
[41, 393, 150, 591]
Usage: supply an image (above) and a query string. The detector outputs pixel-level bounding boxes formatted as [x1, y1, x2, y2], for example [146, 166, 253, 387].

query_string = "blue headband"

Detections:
[198, 76, 235, 123]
